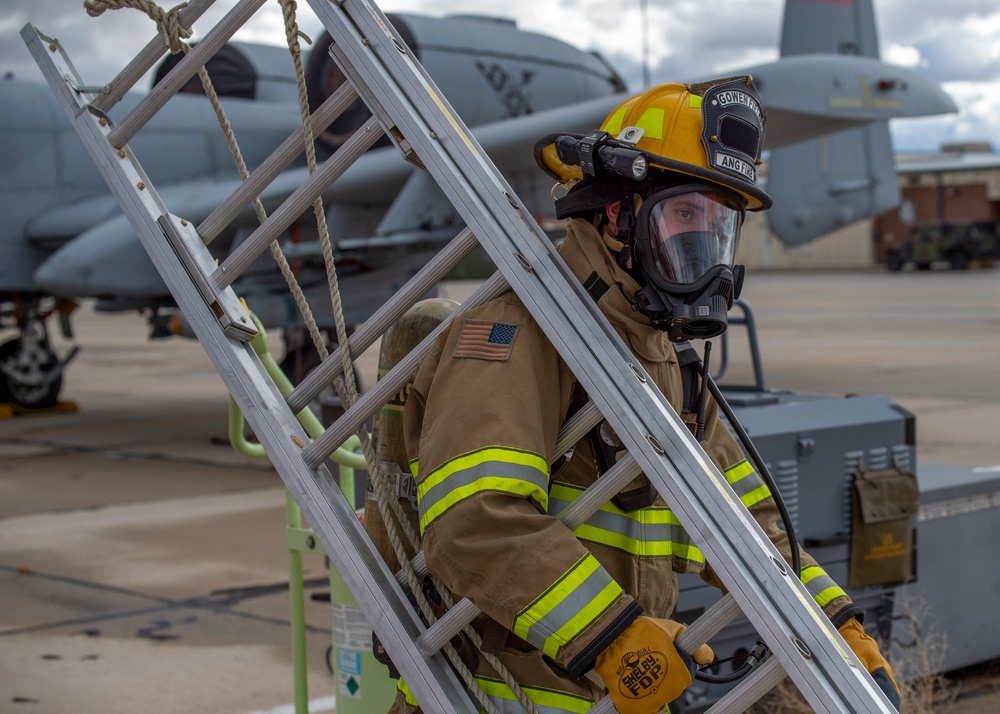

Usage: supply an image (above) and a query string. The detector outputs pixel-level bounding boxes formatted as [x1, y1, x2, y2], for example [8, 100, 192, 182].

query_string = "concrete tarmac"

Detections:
[1, 267, 999, 713]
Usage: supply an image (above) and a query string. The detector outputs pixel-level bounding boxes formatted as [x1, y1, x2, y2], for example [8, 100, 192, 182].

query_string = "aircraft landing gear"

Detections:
[0, 317, 78, 411]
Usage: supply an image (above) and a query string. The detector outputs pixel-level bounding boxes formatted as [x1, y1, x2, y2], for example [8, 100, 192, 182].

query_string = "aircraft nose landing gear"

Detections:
[0, 317, 78, 411]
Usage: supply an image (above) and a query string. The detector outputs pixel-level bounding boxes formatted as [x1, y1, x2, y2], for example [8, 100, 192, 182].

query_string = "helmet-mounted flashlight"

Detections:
[553, 131, 649, 182]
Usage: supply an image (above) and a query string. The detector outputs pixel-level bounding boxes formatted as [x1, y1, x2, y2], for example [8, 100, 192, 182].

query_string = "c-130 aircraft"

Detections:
[0, 0, 954, 410]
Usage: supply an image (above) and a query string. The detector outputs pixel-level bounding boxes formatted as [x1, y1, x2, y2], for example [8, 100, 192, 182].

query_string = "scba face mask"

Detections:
[632, 185, 746, 341]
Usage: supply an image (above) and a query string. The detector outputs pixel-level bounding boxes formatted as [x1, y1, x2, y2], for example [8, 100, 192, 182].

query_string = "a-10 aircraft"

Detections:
[0, 0, 955, 410]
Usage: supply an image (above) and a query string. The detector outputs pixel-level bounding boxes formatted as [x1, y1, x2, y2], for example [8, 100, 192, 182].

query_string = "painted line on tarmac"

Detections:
[245, 695, 336, 714]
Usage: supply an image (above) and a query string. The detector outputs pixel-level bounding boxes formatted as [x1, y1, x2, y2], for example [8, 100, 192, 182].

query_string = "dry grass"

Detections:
[889, 591, 957, 712]
[745, 593, 959, 713]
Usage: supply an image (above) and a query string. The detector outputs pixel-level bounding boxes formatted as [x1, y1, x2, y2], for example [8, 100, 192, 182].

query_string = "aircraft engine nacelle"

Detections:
[304, 13, 627, 154]
[152, 41, 303, 104]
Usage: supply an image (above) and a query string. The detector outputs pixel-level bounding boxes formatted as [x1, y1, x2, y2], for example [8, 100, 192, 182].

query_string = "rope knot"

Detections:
[83, 0, 192, 54]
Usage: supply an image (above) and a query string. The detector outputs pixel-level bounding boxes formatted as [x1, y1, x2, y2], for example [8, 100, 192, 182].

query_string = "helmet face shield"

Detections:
[631, 184, 747, 341]
[636, 186, 745, 290]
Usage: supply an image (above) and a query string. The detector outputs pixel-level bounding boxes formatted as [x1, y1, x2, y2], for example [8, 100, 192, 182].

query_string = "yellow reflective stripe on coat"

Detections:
[475, 676, 594, 714]
[404, 673, 597, 713]
[549, 482, 706, 563]
[416, 446, 549, 533]
[512, 553, 622, 660]
[397, 678, 419, 707]
[801, 564, 849, 608]
[724, 459, 771, 509]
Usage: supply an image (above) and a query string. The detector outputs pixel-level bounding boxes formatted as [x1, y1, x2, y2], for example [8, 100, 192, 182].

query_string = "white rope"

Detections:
[86, 2, 540, 711]
[273, 3, 538, 711]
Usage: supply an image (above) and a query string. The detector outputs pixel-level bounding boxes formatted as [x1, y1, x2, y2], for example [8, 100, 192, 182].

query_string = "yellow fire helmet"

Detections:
[534, 76, 772, 211]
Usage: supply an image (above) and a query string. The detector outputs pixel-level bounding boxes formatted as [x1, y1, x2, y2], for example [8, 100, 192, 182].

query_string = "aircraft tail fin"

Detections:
[766, 0, 898, 245]
[779, 0, 879, 58]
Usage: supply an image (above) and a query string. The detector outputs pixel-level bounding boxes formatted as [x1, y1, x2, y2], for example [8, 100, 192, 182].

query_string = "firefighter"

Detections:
[389, 77, 900, 713]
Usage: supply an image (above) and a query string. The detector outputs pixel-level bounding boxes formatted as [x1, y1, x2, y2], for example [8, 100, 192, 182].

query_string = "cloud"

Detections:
[3, 1, 174, 84]
[875, 1, 1000, 81]
[917, 33, 999, 82]
[891, 80, 1000, 151]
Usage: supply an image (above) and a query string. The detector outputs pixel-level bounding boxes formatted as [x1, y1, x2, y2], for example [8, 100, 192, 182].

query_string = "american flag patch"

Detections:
[453, 320, 519, 361]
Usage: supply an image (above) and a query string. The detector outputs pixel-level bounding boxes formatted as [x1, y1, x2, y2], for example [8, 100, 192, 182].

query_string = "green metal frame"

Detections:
[229, 311, 367, 714]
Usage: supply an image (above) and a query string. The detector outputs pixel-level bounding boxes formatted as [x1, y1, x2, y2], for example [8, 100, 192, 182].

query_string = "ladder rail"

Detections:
[25, 0, 898, 708]
[303, 2, 894, 710]
[536, 296, 888, 711]
[23, 25, 481, 714]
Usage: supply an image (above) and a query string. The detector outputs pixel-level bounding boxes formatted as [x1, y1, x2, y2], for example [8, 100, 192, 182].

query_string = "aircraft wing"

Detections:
[31, 42, 959, 308]
[32, 68, 955, 308]
[31, 158, 410, 299]
[31, 94, 624, 298]
[26, 193, 123, 251]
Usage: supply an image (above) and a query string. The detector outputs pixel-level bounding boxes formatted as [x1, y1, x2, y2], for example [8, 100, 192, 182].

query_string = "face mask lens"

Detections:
[645, 191, 742, 285]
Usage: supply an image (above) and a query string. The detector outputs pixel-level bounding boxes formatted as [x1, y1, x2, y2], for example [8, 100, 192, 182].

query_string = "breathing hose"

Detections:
[687, 348, 802, 684]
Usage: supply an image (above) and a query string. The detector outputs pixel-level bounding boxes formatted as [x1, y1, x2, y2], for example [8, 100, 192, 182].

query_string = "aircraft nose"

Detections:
[33, 216, 165, 297]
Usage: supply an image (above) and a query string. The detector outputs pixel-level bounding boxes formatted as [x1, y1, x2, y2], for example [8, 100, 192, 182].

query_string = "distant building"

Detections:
[726, 144, 1000, 271]
[738, 211, 874, 271]
[873, 144, 1000, 264]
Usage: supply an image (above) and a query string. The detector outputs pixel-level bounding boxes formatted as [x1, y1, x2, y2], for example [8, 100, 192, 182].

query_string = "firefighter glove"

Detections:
[838, 618, 901, 710]
[594, 616, 714, 714]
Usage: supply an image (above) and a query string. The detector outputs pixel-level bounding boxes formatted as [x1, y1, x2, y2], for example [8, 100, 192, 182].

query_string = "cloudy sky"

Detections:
[3, 0, 999, 152]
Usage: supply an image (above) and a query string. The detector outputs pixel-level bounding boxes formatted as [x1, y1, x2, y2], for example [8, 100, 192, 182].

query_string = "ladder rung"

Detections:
[554, 401, 602, 459]
[31, 0, 900, 708]
[400, 551, 428, 586]
[211, 119, 385, 289]
[106, 0, 267, 149]
[554, 454, 640, 531]
[91, 0, 217, 113]
[586, 594, 743, 714]
[416, 598, 479, 657]
[415, 453, 642, 654]
[286, 227, 478, 413]
[674, 593, 742, 656]
[704, 656, 785, 714]
[198, 82, 361, 244]
[301, 272, 509, 468]
[392, 399, 604, 590]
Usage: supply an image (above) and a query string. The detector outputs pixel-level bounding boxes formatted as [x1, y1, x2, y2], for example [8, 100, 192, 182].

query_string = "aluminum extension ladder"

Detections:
[23, 1, 896, 711]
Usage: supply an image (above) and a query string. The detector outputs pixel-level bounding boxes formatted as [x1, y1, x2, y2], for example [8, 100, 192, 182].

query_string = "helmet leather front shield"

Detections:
[636, 187, 744, 291]
[697, 77, 767, 190]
